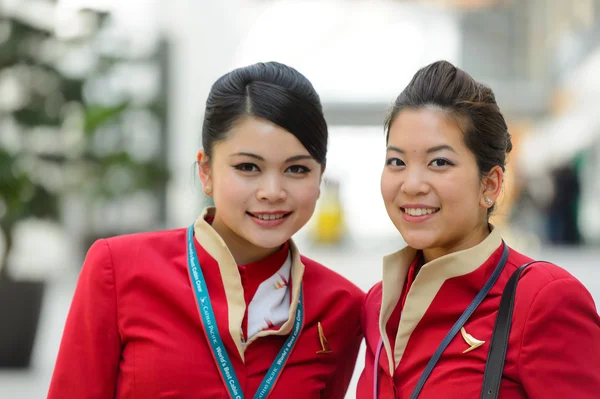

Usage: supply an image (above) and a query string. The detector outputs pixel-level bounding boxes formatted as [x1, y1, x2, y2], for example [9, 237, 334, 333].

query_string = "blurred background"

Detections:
[1, 0, 599, 397]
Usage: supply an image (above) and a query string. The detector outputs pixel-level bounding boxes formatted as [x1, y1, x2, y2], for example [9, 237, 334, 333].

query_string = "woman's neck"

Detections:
[210, 216, 280, 265]
[422, 223, 491, 264]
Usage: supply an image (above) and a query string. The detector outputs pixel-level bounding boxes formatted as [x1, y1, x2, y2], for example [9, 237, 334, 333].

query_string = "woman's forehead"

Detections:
[214, 117, 313, 159]
[389, 109, 464, 145]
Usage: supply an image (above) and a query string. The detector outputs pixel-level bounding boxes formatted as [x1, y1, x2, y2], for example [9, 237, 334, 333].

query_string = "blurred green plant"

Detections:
[0, 4, 169, 278]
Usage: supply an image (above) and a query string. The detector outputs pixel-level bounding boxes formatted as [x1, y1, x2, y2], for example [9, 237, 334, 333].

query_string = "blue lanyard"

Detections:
[186, 224, 304, 399]
[373, 243, 509, 398]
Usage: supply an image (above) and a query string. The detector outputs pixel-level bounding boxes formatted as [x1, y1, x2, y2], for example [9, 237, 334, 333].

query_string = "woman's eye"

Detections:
[430, 158, 454, 167]
[286, 165, 311, 174]
[234, 163, 259, 172]
[386, 158, 405, 167]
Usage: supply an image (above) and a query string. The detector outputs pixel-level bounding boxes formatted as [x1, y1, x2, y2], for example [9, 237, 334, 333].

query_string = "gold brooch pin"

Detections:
[461, 327, 485, 353]
[316, 322, 332, 354]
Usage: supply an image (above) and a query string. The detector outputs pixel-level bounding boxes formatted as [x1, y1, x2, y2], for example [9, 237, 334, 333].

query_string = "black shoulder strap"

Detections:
[481, 261, 542, 398]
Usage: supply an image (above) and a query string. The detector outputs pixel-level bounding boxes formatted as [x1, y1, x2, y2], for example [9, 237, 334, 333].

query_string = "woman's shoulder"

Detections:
[91, 227, 187, 254]
[506, 247, 600, 383]
[506, 246, 585, 289]
[83, 227, 188, 277]
[506, 246, 597, 314]
[361, 281, 383, 315]
[299, 255, 365, 301]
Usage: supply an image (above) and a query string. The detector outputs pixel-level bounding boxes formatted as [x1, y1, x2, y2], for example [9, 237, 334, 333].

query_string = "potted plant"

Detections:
[0, 5, 169, 368]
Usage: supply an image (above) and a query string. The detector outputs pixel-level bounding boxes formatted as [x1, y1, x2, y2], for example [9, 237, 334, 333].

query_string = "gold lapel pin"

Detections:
[317, 322, 332, 354]
[461, 327, 485, 353]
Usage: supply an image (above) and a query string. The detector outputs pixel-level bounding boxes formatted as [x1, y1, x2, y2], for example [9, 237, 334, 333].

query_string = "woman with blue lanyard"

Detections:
[48, 61, 364, 399]
[357, 60, 600, 398]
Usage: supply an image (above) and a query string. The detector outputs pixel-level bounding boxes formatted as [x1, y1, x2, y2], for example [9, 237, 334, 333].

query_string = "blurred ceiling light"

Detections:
[234, 0, 459, 102]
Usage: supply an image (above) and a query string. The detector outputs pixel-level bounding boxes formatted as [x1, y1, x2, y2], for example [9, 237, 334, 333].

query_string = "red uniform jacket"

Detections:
[357, 227, 600, 398]
[48, 208, 364, 398]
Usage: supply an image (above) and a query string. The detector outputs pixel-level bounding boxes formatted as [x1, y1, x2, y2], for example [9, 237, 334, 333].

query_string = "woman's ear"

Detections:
[317, 167, 325, 199]
[197, 149, 213, 196]
[480, 165, 503, 209]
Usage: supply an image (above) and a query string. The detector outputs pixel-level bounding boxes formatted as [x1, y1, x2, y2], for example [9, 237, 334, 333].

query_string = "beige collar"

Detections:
[193, 207, 306, 362]
[378, 226, 503, 374]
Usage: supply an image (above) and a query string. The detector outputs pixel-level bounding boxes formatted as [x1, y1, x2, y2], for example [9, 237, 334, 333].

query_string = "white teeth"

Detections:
[405, 208, 437, 216]
[254, 214, 284, 220]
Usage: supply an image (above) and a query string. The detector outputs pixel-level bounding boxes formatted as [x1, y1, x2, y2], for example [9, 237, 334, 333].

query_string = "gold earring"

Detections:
[204, 185, 212, 194]
[484, 197, 493, 206]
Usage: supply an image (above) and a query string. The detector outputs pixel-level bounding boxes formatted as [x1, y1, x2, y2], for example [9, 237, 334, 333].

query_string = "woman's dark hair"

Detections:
[202, 61, 327, 165]
[385, 60, 512, 215]
[385, 60, 512, 173]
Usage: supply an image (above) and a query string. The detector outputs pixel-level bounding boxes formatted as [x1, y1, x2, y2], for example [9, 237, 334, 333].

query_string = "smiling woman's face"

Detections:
[198, 116, 322, 264]
[381, 108, 491, 260]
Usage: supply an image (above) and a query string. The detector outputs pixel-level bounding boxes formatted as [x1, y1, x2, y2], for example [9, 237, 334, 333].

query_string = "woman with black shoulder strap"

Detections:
[356, 60, 600, 399]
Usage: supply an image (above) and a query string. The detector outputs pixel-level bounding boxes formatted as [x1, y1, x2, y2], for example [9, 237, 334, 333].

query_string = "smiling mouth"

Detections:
[401, 207, 440, 217]
[246, 212, 292, 221]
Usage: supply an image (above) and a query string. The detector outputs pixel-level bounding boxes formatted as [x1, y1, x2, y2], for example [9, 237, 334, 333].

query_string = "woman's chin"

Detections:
[400, 231, 437, 251]
[246, 235, 289, 251]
